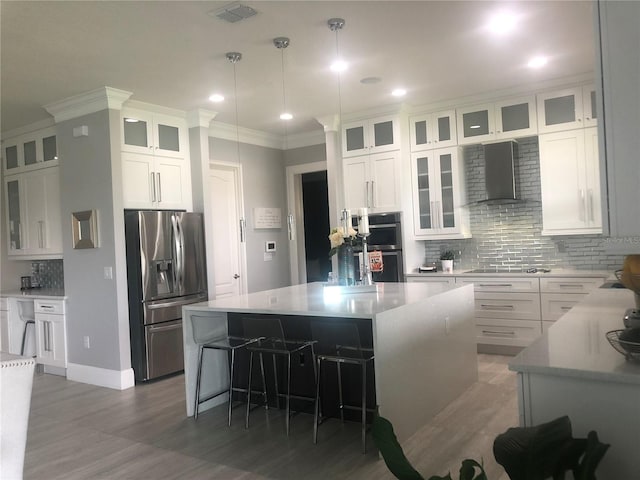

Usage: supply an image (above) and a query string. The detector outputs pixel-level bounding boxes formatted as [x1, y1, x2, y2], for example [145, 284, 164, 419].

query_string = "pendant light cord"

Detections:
[232, 60, 241, 164]
[334, 25, 344, 131]
[280, 47, 289, 150]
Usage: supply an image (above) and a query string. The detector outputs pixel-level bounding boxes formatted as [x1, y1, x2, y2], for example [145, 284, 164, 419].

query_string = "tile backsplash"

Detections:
[30, 260, 64, 289]
[423, 136, 626, 272]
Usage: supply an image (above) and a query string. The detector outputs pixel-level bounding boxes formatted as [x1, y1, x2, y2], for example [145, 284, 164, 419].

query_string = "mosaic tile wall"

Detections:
[30, 259, 64, 289]
[423, 136, 626, 272]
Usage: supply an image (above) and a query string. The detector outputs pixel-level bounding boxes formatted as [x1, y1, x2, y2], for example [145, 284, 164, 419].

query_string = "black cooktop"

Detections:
[465, 268, 551, 274]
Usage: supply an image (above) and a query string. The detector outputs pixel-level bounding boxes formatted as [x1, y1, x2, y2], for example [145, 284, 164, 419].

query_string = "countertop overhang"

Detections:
[406, 269, 611, 278]
[1, 289, 66, 299]
[185, 281, 461, 319]
[509, 289, 640, 385]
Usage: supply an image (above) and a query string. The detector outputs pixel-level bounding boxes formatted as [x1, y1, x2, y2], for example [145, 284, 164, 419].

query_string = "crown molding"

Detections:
[1, 117, 56, 141]
[123, 99, 187, 118]
[186, 109, 218, 129]
[209, 121, 324, 150]
[315, 115, 340, 132]
[44, 87, 133, 123]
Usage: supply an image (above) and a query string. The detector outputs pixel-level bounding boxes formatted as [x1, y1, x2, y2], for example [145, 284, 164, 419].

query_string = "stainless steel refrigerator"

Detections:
[125, 210, 208, 382]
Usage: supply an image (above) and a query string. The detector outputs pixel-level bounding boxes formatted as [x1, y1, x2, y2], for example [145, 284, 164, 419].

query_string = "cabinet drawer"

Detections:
[475, 319, 542, 347]
[34, 299, 64, 315]
[457, 277, 539, 292]
[474, 292, 541, 320]
[540, 293, 586, 321]
[540, 277, 605, 294]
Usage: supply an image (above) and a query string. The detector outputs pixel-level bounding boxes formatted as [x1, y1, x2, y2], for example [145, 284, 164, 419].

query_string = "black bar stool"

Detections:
[311, 320, 375, 454]
[191, 314, 263, 425]
[242, 316, 317, 435]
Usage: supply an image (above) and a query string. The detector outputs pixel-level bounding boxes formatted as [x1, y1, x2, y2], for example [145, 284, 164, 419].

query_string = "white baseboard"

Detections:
[66, 363, 135, 390]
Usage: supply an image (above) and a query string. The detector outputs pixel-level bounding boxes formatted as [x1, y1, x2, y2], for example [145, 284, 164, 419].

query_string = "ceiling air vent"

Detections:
[210, 2, 258, 23]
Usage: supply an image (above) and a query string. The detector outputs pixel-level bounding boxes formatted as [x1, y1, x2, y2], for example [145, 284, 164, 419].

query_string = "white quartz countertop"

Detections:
[509, 289, 640, 384]
[406, 269, 611, 278]
[185, 282, 457, 319]
[1, 289, 66, 299]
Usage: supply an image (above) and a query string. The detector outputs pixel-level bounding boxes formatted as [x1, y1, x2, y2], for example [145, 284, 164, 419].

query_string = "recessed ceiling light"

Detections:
[487, 12, 518, 35]
[392, 88, 407, 97]
[280, 113, 293, 120]
[527, 56, 548, 69]
[330, 60, 348, 73]
[361, 77, 382, 85]
[208, 93, 225, 103]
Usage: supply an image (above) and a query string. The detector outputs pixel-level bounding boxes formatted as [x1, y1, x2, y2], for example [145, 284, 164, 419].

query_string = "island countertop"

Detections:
[186, 281, 454, 319]
[509, 288, 640, 384]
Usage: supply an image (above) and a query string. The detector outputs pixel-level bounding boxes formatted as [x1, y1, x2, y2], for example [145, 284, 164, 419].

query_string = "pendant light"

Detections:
[273, 36, 291, 151]
[226, 51, 246, 242]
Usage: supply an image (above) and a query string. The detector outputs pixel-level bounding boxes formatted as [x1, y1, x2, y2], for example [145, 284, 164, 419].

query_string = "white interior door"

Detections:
[209, 164, 244, 298]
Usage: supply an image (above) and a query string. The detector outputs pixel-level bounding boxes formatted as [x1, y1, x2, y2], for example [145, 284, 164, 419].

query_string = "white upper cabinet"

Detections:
[539, 127, 602, 235]
[121, 152, 190, 210]
[342, 115, 400, 158]
[409, 110, 457, 151]
[343, 151, 401, 213]
[4, 167, 63, 258]
[121, 108, 191, 210]
[456, 96, 537, 145]
[3, 127, 58, 173]
[536, 85, 596, 134]
[121, 110, 187, 158]
[494, 96, 538, 139]
[411, 147, 470, 239]
[597, 0, 640, 238]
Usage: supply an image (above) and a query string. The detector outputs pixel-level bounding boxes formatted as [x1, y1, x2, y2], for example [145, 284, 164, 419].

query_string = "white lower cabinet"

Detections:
[476, 319, 542, 347]
[540, 276, 606, 323]
[539, 128, 602, 235]
[34, 299, 67, 369]
[406, 276, 456, 286]
[0, 298, 8, 352]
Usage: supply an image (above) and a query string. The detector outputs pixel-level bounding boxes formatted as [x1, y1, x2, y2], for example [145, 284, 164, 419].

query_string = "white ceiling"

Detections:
[1, 0, 596, 138]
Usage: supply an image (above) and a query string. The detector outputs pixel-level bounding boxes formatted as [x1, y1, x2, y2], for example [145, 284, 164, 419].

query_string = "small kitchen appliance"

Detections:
[20, 276, 31, 290]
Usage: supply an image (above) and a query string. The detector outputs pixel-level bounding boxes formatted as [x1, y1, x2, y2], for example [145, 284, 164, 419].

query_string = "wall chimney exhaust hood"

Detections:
[481, 140, 520, 204]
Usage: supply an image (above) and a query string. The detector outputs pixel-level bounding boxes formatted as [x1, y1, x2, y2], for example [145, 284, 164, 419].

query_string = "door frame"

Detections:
[285, 161, 327, 285]
[208, 160, 248, 297]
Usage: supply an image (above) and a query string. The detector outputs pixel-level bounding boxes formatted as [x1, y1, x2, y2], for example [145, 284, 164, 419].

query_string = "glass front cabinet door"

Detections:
[536, 87, 585, 133]
[456, 104, 495, 145]
[410, 110, 457, 151]
[494, 96, 538, 139]
[5, 178, 23, 252]
[411, 147, 470, 239]
[342, 115, 399, 157]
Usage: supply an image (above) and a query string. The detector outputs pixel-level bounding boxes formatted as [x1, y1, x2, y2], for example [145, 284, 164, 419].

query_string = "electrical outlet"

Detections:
[104, 266, 113, 280]
[83, 336, 90, 349]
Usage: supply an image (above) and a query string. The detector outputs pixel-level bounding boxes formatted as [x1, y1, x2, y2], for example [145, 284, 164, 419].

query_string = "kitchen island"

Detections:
[509, 288, 640, 478]
[182, 282, 476, 443]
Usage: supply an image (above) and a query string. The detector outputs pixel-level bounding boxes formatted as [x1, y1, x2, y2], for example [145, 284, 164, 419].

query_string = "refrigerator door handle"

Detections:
[171, 214, 182, 294]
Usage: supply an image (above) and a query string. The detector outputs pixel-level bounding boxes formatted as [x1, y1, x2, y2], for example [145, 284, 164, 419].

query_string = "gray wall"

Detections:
[209, 137, 291, 293]
[58, 109, 130, 371]
[423, 136, 626, 272]
[283, 143, 326, 167]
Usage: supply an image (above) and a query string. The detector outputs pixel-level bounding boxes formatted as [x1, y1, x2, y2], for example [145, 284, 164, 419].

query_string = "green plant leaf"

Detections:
[372, 416, 424, 480]
[459, 459, 487, 480]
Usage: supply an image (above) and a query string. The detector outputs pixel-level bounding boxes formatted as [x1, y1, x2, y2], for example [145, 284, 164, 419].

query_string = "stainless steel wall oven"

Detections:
[353, 212, 404, 282]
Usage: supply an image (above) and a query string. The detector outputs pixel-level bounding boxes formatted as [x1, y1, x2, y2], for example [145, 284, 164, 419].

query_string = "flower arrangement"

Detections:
[328, 226, 359, 257]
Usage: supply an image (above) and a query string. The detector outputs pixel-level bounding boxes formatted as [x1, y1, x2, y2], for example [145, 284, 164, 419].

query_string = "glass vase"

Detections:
[337, 243, 355, 286]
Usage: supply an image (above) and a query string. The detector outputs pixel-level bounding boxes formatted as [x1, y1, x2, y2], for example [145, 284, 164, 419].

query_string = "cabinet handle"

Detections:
[365, 181, 370, 208]
[44, 321, 51, 352]
[371, 181, 375, 207]
[40, 305, 54, 310]
[482, 330, 516, 337]
[588, 189, 594, 222]
[156, 172, 162, 202]
[480, 304, 515, 310]
[150, 173, 157, 202]
[561, 306, 573, 311]
[479, 283, 513, 287]
[558, 284, 582, 288]
[578, 189, 585, 221]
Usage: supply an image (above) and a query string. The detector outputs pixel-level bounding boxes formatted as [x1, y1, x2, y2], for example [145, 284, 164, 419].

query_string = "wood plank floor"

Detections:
[24, 354, 516, 479]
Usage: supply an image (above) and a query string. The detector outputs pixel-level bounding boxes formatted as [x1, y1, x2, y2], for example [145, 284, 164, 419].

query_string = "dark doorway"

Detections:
[301, 170, 330, 283]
